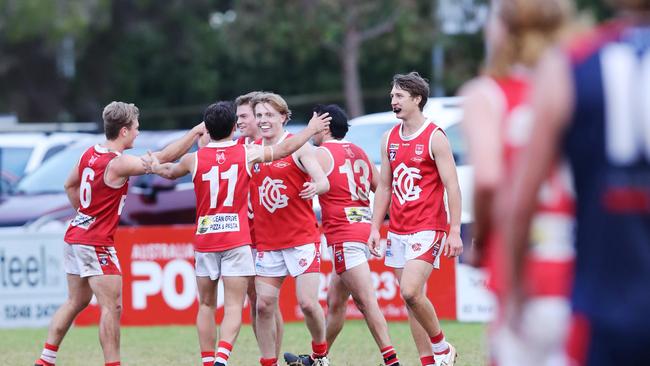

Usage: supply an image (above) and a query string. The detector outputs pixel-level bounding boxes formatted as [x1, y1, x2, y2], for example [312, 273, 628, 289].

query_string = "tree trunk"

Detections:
[341, 26, 364, 118]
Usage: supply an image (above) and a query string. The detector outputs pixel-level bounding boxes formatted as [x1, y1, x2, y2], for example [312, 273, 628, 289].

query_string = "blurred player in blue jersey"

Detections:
[506, 1, 650, 365]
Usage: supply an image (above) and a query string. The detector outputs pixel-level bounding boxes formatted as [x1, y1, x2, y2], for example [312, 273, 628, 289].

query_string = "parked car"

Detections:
[0, 132, 91, 192]
[0, 131, 198, 228]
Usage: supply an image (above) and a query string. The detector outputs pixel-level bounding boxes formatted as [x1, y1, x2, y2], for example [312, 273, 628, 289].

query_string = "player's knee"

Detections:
[328, 296, 346, 316]
[102, 301, 122, 316]
[298, 298, 320, 317]
[351, 296, 368, 314]
[400, 286, 421, 307]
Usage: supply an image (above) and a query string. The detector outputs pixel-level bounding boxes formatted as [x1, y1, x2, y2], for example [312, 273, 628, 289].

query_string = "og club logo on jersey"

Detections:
[392, 163, 423, 204]
[259, 176, 289, 213]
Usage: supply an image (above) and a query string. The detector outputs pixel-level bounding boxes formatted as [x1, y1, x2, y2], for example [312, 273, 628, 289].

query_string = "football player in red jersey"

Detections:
[236, 91, 263, 145]
[368, 72, 463, 366]
[249, 93, 330, 366]
[34, 101, 204, 366]
[147, 101, 330, 366]
[460, 1, 574, 365]
[235, 91, 285, 360]
[284, 104, 401, 366]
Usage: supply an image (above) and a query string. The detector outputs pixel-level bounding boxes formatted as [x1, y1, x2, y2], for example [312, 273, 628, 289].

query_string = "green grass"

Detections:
[4, 320, 486, 365]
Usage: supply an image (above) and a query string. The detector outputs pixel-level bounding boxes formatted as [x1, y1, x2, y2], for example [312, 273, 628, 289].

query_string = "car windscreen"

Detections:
[346, 122, 467, 166]
[14, 147, 147, 195]
[0, 147, 33, 179]
[346, 123, 393, 165]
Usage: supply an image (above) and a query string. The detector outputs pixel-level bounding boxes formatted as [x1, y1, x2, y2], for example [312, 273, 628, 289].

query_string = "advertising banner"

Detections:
[0, 231, 68, 328]
[75, 225, 458, 326]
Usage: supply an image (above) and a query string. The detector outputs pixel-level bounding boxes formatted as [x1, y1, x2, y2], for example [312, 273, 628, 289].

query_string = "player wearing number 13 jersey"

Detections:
[283, 104, 402, 366]
[34, 101, 204, 366]
[149, 100, 330, 366]
[369, 73, 462, 366]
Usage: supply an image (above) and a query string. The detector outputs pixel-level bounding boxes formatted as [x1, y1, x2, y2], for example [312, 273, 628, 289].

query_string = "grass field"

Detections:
[3, 320, 487, 365]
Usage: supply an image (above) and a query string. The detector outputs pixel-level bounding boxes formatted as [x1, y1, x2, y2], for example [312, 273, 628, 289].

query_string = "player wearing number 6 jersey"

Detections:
[368, 72, 463, 366]
[506, 2, 650, 364]
[284, 104, 401, 366]
[148, 100, 331, 366]
[248, 93, 330, 366]
[34, 101, 204, 366]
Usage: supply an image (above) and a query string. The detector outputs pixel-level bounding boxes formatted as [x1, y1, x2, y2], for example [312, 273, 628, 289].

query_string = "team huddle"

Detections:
[32, 0, 650, 365]
[33, 72, 462, 366]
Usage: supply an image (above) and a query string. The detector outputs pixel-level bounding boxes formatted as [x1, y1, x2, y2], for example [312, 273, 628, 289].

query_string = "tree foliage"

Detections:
[0, 0, 615, 127]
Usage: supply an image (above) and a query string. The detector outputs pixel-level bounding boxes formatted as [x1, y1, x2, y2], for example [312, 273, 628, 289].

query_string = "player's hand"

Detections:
[307, 112, 331, 134]
[141, 153, 153, 174]
[368, 227, 382, 257]
[444, 230, 463, 257]
[299, 181, 318, 200]
[192, 121, 207, 136]
[464, 239, 484, 267]
[198, 129, 210, 148]
[146, 151, 161, 174]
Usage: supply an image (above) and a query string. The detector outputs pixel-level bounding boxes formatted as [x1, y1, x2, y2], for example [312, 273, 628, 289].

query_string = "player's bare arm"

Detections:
[149, 152, 194, 180]
[460, 79, 504, 265]
[150, 122, 206, 163]
[369, 158, 380, 192]
[506, 48, 573, 299]
[368, 131, 392, 256]
[314, 147, 333, 174]
[431, 130, 463, 257]
[246, 112, 331, 166]
[64, 162, 81, 210]
[296, 144, 329, 200]
[104, 154, 151, 187]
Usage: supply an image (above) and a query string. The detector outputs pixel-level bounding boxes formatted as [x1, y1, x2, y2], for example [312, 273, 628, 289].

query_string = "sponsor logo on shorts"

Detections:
[335, 249, 344, 263]
[98, 255, 109, 266]
[299, 258, 307, 267]
[432, 241, 441, 257]
[411, 243, 422, 252]
[196, 214, 240, 234]
[385, 239, 392, 257]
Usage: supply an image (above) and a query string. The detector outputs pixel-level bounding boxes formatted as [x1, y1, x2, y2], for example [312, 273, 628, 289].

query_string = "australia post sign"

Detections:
[74, 225, 459, 326]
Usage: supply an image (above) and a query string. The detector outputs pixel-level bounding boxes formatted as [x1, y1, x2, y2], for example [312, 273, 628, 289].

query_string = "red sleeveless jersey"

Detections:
[193, 141, 252, 252]
[236, 136, 252, 145]
[250, 132, 320, 251]
[64, 145, 128, 246]
[386, 121, 448, 234]
[486, 76, 575, 297]
[318, 140, 373, 245]
[235, 134, 257, 246]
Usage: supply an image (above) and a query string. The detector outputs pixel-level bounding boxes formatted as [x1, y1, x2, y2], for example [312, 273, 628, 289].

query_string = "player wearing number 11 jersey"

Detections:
[34, 102, 204, 366]
[149, 100, 330, 366]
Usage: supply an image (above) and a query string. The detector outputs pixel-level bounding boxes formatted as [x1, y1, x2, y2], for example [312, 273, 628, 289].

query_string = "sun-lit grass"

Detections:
[4, 320, 486, 365]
